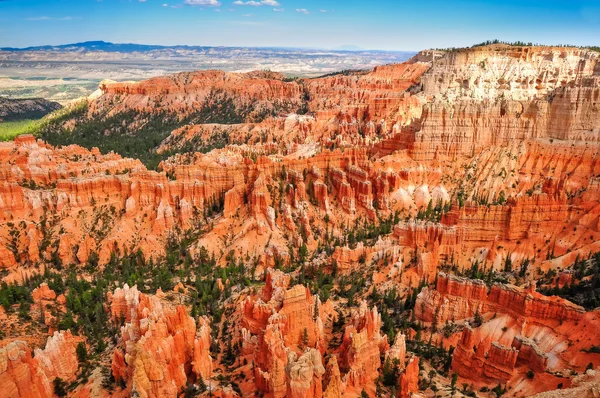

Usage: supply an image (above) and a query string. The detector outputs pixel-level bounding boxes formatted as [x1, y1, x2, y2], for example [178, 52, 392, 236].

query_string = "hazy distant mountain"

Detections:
[1, 41, 199, 52]
[0, 97, 62, 121]
[1, 41, 401, 54]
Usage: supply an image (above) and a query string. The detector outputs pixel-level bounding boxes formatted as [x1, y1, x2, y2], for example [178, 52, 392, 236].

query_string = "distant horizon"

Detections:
[0, 39, 416, 53]
[1, 0, 599, 52]
[2, 39, 598, 55]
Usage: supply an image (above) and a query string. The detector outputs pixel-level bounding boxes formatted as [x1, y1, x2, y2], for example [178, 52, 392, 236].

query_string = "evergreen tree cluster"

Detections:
[539, 251, 600, 310]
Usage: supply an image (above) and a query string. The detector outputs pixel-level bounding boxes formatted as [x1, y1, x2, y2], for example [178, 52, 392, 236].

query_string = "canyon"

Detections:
[0, 43, 599, 397]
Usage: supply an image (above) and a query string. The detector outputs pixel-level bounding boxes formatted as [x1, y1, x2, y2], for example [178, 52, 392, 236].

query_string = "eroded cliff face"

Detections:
[96, 70, 305, 121]
[415, 272, 585, 324]
[2, 44, 600, 398]
[5, 45, 598, 280]
[415, 272, 600, 395]
[398, 356, 419, 398]
[410, 45, 600, 160]
[146, 45, 600, 162]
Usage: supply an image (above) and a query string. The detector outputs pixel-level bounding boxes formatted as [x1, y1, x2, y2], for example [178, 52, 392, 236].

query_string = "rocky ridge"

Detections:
[0, 97, 62, 122]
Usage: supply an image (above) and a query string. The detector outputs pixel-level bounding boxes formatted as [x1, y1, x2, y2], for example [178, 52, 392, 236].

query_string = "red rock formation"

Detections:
[285, 349, 326, 398]
[452, 325, 519, 383]
[210, 386, 242, 398]
[0, 331, 79, 398]
[254, 319, 288, 397]
[398, 356, 419, 398]
[98, 70, 304, 118]
[312, 180, 330, 212]
[386, 333, 407, 365]
[340, 302, 389, 390]
[242, 270, 329, 398]
[224, 185, 245, 217]
[0, 137, 244, 268]
[3, 114, 596, 274]
[0, 341, 53, 398]
[512, 336, 548, 373]
[279, 285, 320, 348]
[193, 316, 213, 380]
[419, 272, 600, 391]
[331, 168, 356, 214]
[330, 239, 401, 275]
[346, 165, 375, 215]
[323, 356, 345, 398]
[411, 45, 600, 160]
[34, 331, 80, 380]
[530, 368, 600, 398]
[415, 273, 489, 323]
[32, 283, 56, 302]
[415, 272, 585, 325]
[109, 285, 212, 397]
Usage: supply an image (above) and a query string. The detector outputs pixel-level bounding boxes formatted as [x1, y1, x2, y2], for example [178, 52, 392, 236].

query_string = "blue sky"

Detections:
[0, 0, 599, 50]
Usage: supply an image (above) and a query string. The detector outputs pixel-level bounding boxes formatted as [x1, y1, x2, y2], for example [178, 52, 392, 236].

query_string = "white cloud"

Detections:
[296, 8, 310, 14]
[233, 0, 280, 6]
[242, 13, 253, 16]
[162, 3, 168, 6]
[234, 0, 261, 5]
[319, 9, 327, 13]
[273, 7, 284, 12]
[139, 0, 147, 2]
[184, 0, 221, 6]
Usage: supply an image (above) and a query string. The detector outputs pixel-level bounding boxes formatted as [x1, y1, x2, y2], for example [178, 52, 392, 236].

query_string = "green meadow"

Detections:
[0, 119, 42, 142]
